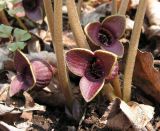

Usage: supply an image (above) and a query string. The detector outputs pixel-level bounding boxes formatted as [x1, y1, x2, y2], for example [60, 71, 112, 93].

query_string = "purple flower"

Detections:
[84, 15, 126, 57]
[66, 48, 117, 102]
[22, 0, 43, 22]
[9, 50, 55, 97]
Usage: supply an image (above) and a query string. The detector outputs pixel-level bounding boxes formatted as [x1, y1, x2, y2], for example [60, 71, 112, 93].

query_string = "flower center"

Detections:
[85, 57, 105, 81]
[98, 29, 113, 46]
[22, 0, 38, 11]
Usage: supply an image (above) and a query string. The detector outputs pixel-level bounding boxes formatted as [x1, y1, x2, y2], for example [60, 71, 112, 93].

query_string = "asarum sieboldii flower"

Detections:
[9, 50, 56, 97]
[84, 15, 126, 58]
[22, 0, 43, 22]
[66, 48, 117, 102]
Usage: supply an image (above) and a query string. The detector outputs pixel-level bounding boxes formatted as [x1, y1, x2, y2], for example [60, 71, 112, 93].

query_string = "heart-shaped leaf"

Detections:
[13, 28, 31, 42]
[0, 24, 13, 38]
[0, 1, 6, 11]
[7, 42, 26, 52]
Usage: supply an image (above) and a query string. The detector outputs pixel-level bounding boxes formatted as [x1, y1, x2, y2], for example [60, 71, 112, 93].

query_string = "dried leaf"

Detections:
[20, 111, 33, 121]
[133, 50, 160, 103]
[120, 43, 160, 103]
[0, 121, 25, 131]
[0, 84, 9, 101]
[146, 0, 160, 25]
[23, 92, 35, 108]
[81, 3, 112, 26]
[96, 98, 154, 130]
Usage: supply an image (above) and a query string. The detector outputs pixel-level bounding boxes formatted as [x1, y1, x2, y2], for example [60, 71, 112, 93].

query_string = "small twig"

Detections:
[111, 75, 122, 98]
[111, 0, 117, 15]
[118, 0, 129, 15]
[123, 0, 147, 102]
[0, 10, 9, 25]
[43, 0, 73, 109]
[66, 0, 90, 49]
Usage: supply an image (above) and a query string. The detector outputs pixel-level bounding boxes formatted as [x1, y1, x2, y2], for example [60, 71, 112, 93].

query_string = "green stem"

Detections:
[43, 0, 73, 109]
[111, 0, 117, 15]
[118, 0, 129, 15]
[103, 83, 117, 101]
[66, 0, 90, 49]
[123, 0, 147, 102]
[15, 16, 27, 30]
[111, 75, 122, 98]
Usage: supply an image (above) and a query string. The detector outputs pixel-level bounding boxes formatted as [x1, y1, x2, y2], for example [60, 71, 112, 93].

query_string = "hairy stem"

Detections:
[15, 16, 27, 30]
[66, 0, 90, 49]
[118, 0, 129, 15]
[103, 83, 117, 101]
[111, 0, 117, 15]
[111, 75, 122, 98]
[123, 0, 147, 102]
[43, 0, 73, 109]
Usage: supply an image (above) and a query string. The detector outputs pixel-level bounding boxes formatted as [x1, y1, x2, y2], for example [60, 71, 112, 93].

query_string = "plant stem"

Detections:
[0, 10, 9, 25]
[111, 75, 122, 98]
[111, 0, 117, 15]
[43, 0, 73, 109]
[123, 0, 147, 102]
[66, 0, 90, 49]
[76, 0, 83, 18]
[103, 83, 117, 101]
[15, 16, 27, 30]
[118, 0, 129, 15]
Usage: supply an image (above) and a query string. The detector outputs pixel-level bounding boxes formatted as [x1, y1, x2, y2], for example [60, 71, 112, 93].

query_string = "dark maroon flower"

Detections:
[85, 15, 126, 57]
[22, 0, 43, 22]
[66, 48, 117, 102]
[9, 50, 55, 97]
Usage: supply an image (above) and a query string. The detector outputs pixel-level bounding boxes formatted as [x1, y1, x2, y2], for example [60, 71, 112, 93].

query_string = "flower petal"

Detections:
[101, 40, 124, 57]
[9, 75, 27, 97]
[94, 50, 117, 77]
[66, 48, 93, 76]
[84, 22, 101, 46]
[14, 50, 36, 89]
[26, 7, 43, 22]
[14, 50, 30, 72]
[102, 15, 126, 38]
[79, 76, 105, 102]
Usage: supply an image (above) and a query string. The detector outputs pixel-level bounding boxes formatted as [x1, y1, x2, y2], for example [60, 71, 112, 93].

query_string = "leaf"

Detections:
[0, 24, 13, 38]
[133, 51, 160, 103]
[7, 6, 25, 17]
[7, 0, 22, 4]
[13, 28, 31, 42]
[0, 1, 6, 11]
[96, 98, 154, 130]
[7, 42, 26, 52]
[120, 43, 160, 103]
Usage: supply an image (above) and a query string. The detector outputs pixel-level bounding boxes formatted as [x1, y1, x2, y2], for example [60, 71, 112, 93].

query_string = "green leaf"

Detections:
[0, 1, 6, 11]
[7, 6, 25, 17]
[7, 42, 26, 52]
[0, 24, 13, 38]
[7, 0, 22, 4]
[13, 28, 31, 42]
